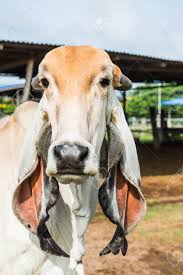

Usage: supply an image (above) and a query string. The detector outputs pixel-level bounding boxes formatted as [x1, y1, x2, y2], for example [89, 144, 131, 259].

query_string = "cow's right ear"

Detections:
[98, 91, 146, 256]
[113, 64, 132, 91]
[31, 75, 42, 90]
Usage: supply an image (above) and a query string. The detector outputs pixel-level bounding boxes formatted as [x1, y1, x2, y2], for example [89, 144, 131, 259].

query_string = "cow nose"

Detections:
[54, 144, 89, 169]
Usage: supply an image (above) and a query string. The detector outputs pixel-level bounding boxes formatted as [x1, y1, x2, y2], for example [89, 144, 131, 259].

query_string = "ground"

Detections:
[84, 143, 183, 275]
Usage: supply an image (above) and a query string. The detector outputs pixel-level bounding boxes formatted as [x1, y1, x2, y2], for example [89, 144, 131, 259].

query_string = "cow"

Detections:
[0, 115, 10, 128]
[0, 46, 146, 275]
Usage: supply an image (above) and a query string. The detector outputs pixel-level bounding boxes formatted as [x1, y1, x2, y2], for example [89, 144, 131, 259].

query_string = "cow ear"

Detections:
[13, 157, 68, 258]
[13, 158, 44, 233]
[32, 75, 42, 90]
[113, 64, 132, 91]
[98, 92, 146, 256]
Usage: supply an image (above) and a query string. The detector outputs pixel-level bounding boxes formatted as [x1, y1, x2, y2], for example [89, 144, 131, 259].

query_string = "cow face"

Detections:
[32, 46, 132, 184]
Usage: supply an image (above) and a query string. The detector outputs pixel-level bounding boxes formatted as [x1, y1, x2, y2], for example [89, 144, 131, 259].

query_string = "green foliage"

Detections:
[3, 104, 16, 114]
[127, 84, 183, 118]
[0, 97, 16, 114]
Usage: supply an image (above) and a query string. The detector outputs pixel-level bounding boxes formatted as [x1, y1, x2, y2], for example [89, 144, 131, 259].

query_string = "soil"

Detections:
[84, 219, 183, 275]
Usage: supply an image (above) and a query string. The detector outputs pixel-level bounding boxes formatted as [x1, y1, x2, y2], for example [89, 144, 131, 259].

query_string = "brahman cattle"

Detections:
[0, 46, 146, 275]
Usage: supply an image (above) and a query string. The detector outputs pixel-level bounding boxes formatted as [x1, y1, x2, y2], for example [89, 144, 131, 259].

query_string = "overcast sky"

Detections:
[0, 0, 183, 61]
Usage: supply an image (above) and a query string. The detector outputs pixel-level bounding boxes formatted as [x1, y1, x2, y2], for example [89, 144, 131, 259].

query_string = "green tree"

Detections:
[127, 84, 183, 118]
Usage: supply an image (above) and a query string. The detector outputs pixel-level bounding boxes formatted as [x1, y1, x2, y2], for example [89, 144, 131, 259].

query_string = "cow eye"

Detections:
[41, 78, 49, 88]
[99, 78, 110, 88]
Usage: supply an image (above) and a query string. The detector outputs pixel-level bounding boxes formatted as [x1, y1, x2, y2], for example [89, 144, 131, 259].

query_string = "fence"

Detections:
[129, 117, 183, 131]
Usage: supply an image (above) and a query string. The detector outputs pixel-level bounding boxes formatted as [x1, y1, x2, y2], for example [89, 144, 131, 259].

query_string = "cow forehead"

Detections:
[40, 46, 113, 92]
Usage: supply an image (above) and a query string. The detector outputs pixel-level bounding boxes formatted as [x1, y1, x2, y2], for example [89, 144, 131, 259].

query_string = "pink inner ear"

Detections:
[125, 184, 141, 231]
[116, 166, 128, 228]
[116, 165, 143, 233]
[14, 159, 43, 233]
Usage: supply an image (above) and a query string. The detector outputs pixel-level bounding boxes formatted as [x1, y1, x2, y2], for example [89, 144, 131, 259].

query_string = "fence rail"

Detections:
[129, 117, 183, 130]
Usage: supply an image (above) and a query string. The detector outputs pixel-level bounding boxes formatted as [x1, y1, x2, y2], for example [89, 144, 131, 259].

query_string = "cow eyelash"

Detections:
[41, 78, 49, 88]
[99, 78, 110, 88]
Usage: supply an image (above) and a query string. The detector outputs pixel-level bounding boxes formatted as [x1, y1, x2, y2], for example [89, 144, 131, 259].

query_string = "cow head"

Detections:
[12, 46, 145, 259]
[31, 46, 132, 184]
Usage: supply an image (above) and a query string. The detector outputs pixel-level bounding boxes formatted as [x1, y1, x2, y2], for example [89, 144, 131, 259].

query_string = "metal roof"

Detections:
[0, 82, 41, 100]
[0, 83, 24, 92]
[0, 40, 183, 82]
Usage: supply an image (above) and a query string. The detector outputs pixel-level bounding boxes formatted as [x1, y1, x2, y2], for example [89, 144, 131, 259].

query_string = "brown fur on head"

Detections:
[32, 46, 132, 93]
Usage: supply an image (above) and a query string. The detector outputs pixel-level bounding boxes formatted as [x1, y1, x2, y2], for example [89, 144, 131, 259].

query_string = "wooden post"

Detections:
[161, 109, 168, 142]
[150, 107, 161, 149]
[21, 59, 34, 103]
[123, 91, 127, 119]
[16, 90, 21, 106]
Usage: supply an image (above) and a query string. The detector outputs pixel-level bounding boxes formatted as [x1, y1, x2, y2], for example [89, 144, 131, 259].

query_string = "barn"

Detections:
[1, 40, 183, 147]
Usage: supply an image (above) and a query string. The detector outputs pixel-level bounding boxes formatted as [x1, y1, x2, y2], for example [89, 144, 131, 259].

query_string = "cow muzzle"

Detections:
[46, 140, 98, 184]
[54, 143, 89, 175]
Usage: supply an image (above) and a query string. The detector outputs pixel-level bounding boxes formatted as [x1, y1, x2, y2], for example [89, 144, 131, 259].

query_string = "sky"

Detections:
[0, 0, 183, 84]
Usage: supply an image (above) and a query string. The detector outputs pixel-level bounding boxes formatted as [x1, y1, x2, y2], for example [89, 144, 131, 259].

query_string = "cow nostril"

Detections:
[54, 145, 63, 159]
[79, 146, 89, 162]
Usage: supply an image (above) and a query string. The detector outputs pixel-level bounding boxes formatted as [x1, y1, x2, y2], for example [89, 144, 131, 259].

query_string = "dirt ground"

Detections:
[84, 143, 183, 275]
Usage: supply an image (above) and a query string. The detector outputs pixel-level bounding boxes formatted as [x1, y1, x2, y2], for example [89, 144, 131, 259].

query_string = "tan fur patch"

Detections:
[39, 46, 118, 96]
[111, 108, 118, 124]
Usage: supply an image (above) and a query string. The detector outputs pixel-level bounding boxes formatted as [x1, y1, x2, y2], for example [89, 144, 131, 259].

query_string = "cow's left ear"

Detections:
[31, 75, 42, 90]
[99, 91, 146, 256]
[113, 64, 132, 91]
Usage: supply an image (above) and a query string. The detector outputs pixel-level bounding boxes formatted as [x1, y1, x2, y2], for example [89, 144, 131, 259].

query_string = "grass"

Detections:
[139, 132, 153, 143]
[136, 202, 183, 244]
[132, 131, 153, 143]
[134, 131, 183, 143]
[145, 203, 183, 221]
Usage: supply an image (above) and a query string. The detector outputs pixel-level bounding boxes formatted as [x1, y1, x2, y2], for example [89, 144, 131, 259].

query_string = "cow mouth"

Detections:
[55, 169, 88, 184]
[57, 168, 86, 176]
